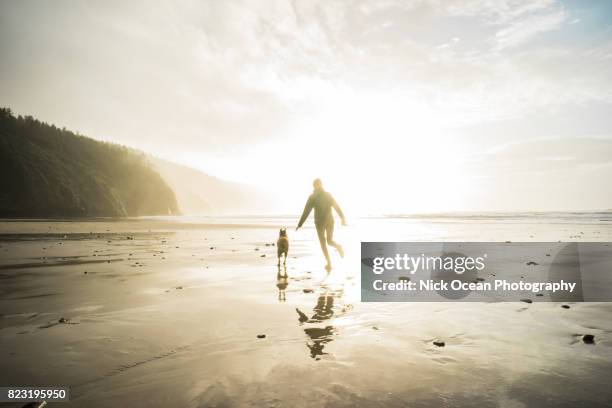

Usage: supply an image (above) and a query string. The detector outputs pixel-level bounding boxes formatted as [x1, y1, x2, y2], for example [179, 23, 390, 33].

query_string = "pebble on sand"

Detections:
[260, 254, 266, 257]
[526, 261, 538, 266]
[561, 304, 570, 309]
[433, 341, 445, 347]
[582, 334, 595, 344]
[58, 317, 68, 323]
[303, 288, 314, 293]
[257, 334, 266, 339]
[520, 299, 533, 304]
[398, 276, 411, 281]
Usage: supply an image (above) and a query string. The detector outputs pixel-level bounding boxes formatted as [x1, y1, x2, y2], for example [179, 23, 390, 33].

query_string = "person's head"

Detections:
[313, 178, 323, 191]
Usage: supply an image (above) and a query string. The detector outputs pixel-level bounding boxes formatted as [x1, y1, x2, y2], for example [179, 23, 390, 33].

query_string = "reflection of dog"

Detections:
[277, 227, 289, 266]
[276, 265, 288, 302]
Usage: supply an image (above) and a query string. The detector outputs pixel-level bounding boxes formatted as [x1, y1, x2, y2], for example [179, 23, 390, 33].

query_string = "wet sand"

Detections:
[1, 215, 612, 407]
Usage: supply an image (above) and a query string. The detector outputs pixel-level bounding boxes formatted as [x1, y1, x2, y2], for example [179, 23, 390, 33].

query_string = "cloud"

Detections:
[464, 137, 612, 210]
[493, 6, 566, 50]
[0, 0, 611, 211]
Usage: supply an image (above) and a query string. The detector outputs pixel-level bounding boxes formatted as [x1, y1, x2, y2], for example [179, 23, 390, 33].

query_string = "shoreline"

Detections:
[1, 216, 611, 407]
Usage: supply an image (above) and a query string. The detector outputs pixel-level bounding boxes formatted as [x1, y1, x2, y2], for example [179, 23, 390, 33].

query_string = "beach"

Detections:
[1, 214, 612, 407]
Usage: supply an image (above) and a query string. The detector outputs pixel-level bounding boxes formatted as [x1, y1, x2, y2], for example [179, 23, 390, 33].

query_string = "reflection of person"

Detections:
[296, 178, 346, 270]
[296, 295, 334, 323]
[304, 326, 334, 359]
[296, 293, 336, 359]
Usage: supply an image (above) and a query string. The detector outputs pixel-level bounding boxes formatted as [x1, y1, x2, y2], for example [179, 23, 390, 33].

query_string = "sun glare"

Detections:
[283, 92, 469, 214]
[189, 90, 470, 215]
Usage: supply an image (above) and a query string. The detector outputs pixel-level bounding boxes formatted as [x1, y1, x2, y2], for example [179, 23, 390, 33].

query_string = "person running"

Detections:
[296, 178, 346, 270]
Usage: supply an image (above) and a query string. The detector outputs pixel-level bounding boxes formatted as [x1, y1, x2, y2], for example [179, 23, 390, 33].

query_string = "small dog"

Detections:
[277, 227, 289, 266]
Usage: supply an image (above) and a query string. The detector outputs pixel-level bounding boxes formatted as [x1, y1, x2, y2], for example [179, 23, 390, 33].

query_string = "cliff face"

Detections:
[0, 108, 179, 217]
[152, 157, 274, 215]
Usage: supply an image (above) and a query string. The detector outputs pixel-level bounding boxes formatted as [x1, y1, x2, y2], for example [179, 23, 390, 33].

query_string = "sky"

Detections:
[1, 0, 612, 213]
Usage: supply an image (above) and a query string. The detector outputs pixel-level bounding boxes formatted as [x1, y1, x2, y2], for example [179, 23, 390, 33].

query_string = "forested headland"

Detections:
[0, 108, 179, 217]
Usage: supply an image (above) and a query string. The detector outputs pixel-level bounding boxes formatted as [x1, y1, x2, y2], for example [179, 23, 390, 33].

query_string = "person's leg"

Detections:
[316, 223, 331, 268]
[325, 220, 344, 258]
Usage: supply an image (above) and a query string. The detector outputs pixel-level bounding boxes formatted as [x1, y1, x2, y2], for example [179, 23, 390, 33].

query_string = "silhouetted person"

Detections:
[296, 178, 346, 270]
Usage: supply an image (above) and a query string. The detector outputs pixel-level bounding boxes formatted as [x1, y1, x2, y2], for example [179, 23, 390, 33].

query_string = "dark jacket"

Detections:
[297, 189, 345, 228]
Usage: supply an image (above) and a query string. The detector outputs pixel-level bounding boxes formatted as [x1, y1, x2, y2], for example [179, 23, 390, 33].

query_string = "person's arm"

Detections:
[296, 196, 314, 229]
[332, 196, 346, 225]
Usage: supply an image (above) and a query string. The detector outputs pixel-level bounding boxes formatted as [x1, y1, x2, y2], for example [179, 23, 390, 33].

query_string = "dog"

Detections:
[277, 227, 289, 266]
